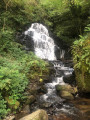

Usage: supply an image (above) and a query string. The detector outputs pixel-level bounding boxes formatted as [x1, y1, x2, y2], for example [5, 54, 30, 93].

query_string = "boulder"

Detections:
[4, 115, 15, 120]
[40, 102, 52, 108]
[60, 91, 74, 100]
[19, 109, 48, 120]
[37, 85, 47, 94]
[63, 71, 76, 85]
[55, 84, 78, 100]
[26, 95, 36, 105]
[22, 105, 30, 114]
[56, 84, 76, 94]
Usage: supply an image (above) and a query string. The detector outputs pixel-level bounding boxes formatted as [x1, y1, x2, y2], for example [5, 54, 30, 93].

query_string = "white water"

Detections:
[40, 61, 74, 104]
[25, 23, 57, 60]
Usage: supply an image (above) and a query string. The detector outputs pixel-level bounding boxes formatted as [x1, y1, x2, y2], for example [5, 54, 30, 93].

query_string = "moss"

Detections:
[75, 69, 90, 93]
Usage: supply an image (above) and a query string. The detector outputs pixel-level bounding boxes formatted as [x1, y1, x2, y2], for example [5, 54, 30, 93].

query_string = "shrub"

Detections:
[72, 25, 90, 92]
[0, 43, 49, 118]
[0, 30, 14, 52]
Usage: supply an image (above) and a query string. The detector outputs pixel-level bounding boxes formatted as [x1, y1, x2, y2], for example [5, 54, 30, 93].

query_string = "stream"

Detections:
[29, 60, 90, 120]
[15, 23, 90, 120]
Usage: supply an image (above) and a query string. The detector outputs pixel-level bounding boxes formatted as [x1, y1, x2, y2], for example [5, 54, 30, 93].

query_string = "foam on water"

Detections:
[25, 23, 56, 60]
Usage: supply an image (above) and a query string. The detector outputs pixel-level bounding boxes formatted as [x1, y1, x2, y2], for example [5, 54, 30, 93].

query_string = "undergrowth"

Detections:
[0, 42, 49, 119]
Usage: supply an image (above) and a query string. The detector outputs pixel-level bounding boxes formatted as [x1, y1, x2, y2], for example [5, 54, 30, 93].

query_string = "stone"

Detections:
[37, 85, 47, 94]
[53, 113, 72, 120]
[63, 71, 76, 85]
[56, 84, 76, 95]
[55, 84, 77, 100]
[22, 105, 30, 114]
[26, 95, 36, 105]
[60, 91, 74, 100]
[40, 102, 52, 108]
[4, 115, 15, 120]
[19, 109, 48, 120]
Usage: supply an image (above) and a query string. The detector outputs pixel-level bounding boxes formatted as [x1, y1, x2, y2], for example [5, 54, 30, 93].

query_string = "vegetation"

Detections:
[0, 0, 90, 119]
[40, 0, 90, 45]
[72, 25, 90, 92]
[0, 42, 49, 119]
[0, 0, 49, 118]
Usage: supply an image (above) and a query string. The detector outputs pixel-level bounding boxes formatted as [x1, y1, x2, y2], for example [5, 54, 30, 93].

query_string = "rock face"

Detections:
[56, 84, 77, 100]
[63, 71, 76, 85]
[19, 109, 48, 120]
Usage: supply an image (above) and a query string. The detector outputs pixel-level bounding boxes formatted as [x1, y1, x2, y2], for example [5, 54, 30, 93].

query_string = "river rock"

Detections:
[60, 91, 74, 100]
[19, 109, 48, 120]
[63, 71, 76, 85]
[28, 83, 47, 95]
[37, 85, 47, 94]
[40, 102, 52, 108]
[56, 84, 75, 94]
[28, 84, 40, 95]
[26, 95, 36, 105]
[4, 115, 15, 120]
[55, 84, 78, 100]
[22, 105, 30, 114]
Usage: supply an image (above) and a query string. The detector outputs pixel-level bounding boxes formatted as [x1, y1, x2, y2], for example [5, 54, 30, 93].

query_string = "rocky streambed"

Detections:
[6, 60, 89, 120]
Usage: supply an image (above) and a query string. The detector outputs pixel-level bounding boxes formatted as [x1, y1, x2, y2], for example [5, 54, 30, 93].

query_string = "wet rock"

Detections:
[60, 91, 74, 100]
[28, 84, 41, 95]
[53, 113, 72, 120]
[40, 102, 52, 108]
[37, 85, 47, 94]
[15, 105, 30, 120]
[43, 76, 52, 83]
[4, 115, 15, 120]
[26, 95, 36, 105]
[56, 84, 76, 94]
[19, 109, 48, 120]
[63, 72, 76, 85]
[22, 105, 30, 114]
[56, 84, 77, 100]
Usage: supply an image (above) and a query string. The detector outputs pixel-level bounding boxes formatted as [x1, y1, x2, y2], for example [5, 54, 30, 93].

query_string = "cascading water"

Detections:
[24, 23, 83, 120]
[24, 23, 57, 60]
[15, 23, 90, 120]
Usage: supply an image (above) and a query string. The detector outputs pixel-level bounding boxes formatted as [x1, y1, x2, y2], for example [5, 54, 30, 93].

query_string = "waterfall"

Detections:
[24, 23, 57, 60]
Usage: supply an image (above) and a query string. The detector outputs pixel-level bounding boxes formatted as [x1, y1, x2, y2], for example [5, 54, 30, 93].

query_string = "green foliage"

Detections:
[0, 43, 49, 118]
[0, 0, 89, 46]
[0, 94, 9, 120]
[72, 24, 90, 92]
[41, 0, 90, 45]
[72, 25, 90, 73]
[0, 30, 14, 52]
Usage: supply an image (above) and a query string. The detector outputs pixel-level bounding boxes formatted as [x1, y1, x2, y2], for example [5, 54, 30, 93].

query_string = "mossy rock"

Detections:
[19, 109, 48, 120]
[60, 91, 74, 100]
[56, 84, 76, 94]
[75, 70, 90, 93]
